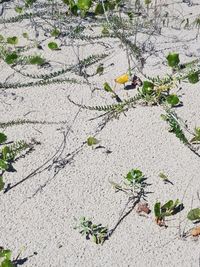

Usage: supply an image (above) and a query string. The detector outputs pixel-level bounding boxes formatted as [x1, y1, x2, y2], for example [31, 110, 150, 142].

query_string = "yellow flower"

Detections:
[115, 73, 129, 84]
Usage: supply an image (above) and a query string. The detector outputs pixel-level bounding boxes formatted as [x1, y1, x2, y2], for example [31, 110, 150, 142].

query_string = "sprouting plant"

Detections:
[158, 172, 172, 184]
[74, 217, 108, 244]
[154, 199, 182, 227]
[109, 168, 149, 236]
[48, 42, 59, 50]
[87, 136, 99, 146]
[166, 52, 180, 68]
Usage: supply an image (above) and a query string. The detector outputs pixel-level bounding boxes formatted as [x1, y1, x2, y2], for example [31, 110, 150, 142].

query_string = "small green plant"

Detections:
[87, 136, 99, 146]
[5, 53, 18, 65]
[166, 94, 180, 107]
[166, 52, 180, 68]
[48, 42, 59, 50]
[74, 217, 108, 244]
[0, 247, 14, 267]
[188, 71, 199, 84]
[154, 199, 181, 226]
[158, 172, 173, 185]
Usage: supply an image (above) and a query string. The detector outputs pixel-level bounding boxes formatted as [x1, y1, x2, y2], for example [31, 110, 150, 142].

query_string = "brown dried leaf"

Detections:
[136, 202, 151, 214]
[191, 227, 200, 237]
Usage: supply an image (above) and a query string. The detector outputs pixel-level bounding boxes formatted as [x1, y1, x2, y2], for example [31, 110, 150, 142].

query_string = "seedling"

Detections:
[103, 82, 122, 102]
[74, 217, 108, 244]
[87, 136, 99, 146]
[109, 168, 149, 236]
[48, 42, 59, 50]
[166, 52, 180, 68]
[166, 94, 180, 107]
[154, 199, 182, 226]
[188, 71, 199, 84]
[159, 172, 173, 185]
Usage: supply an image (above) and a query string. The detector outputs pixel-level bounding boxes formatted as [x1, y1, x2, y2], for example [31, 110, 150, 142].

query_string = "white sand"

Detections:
[1, 0, 200, 266]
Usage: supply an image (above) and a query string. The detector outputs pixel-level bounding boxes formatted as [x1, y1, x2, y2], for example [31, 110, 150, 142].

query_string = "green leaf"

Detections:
[125, 169, 144, 184]
[166, 94, 180, 106]
[22, 32, 29, 39]
[154, 202, 161, 218]
[50, 28, 60, 37]
[96, 64, 104, 75]
[77, 0, 92, 11]
[0, 132, 7, 144]
[28, 55, 45, 65]
[142, 81, 154, 95]
[166, 52, 180, 67]
[188, 72, 199, 84]
[7, 36, 18, 45]
[187, 208, 200, 221]
[0, 249, 12, 260]
[103, 82, 113, 92]
[0, 176, 5, 191]
[48, 42, 59, 50]
[144, 0, 151, 4]
[101, 27, 109, 36]
[5, 53, 18, 64]
[161, 200, 174, 211]
[71, 4, 78, 15]
[0, 159, 8, 171]
[2, 146, 12, 161]
[1, 259, 14, 267]
[87, 136, 99, 146]
[15, 6, 23, 13]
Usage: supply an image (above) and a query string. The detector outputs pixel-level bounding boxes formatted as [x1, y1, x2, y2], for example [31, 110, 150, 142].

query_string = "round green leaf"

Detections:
[166, 53, 180, 67]
[142, 81, 154, 95]
[188, 72, 199, 84]
[187, 208, 200, 221]
[5, 53, 18, 64]
[166, 94, 179, 106]
[48, 42, 59, 50]
[15, 6, 23, 13]
[87, 136, 99, 146]
[28, 55, 45, 65]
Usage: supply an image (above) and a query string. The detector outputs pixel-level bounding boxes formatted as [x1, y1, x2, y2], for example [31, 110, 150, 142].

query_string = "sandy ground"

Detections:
[1, 0, 200, 266]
